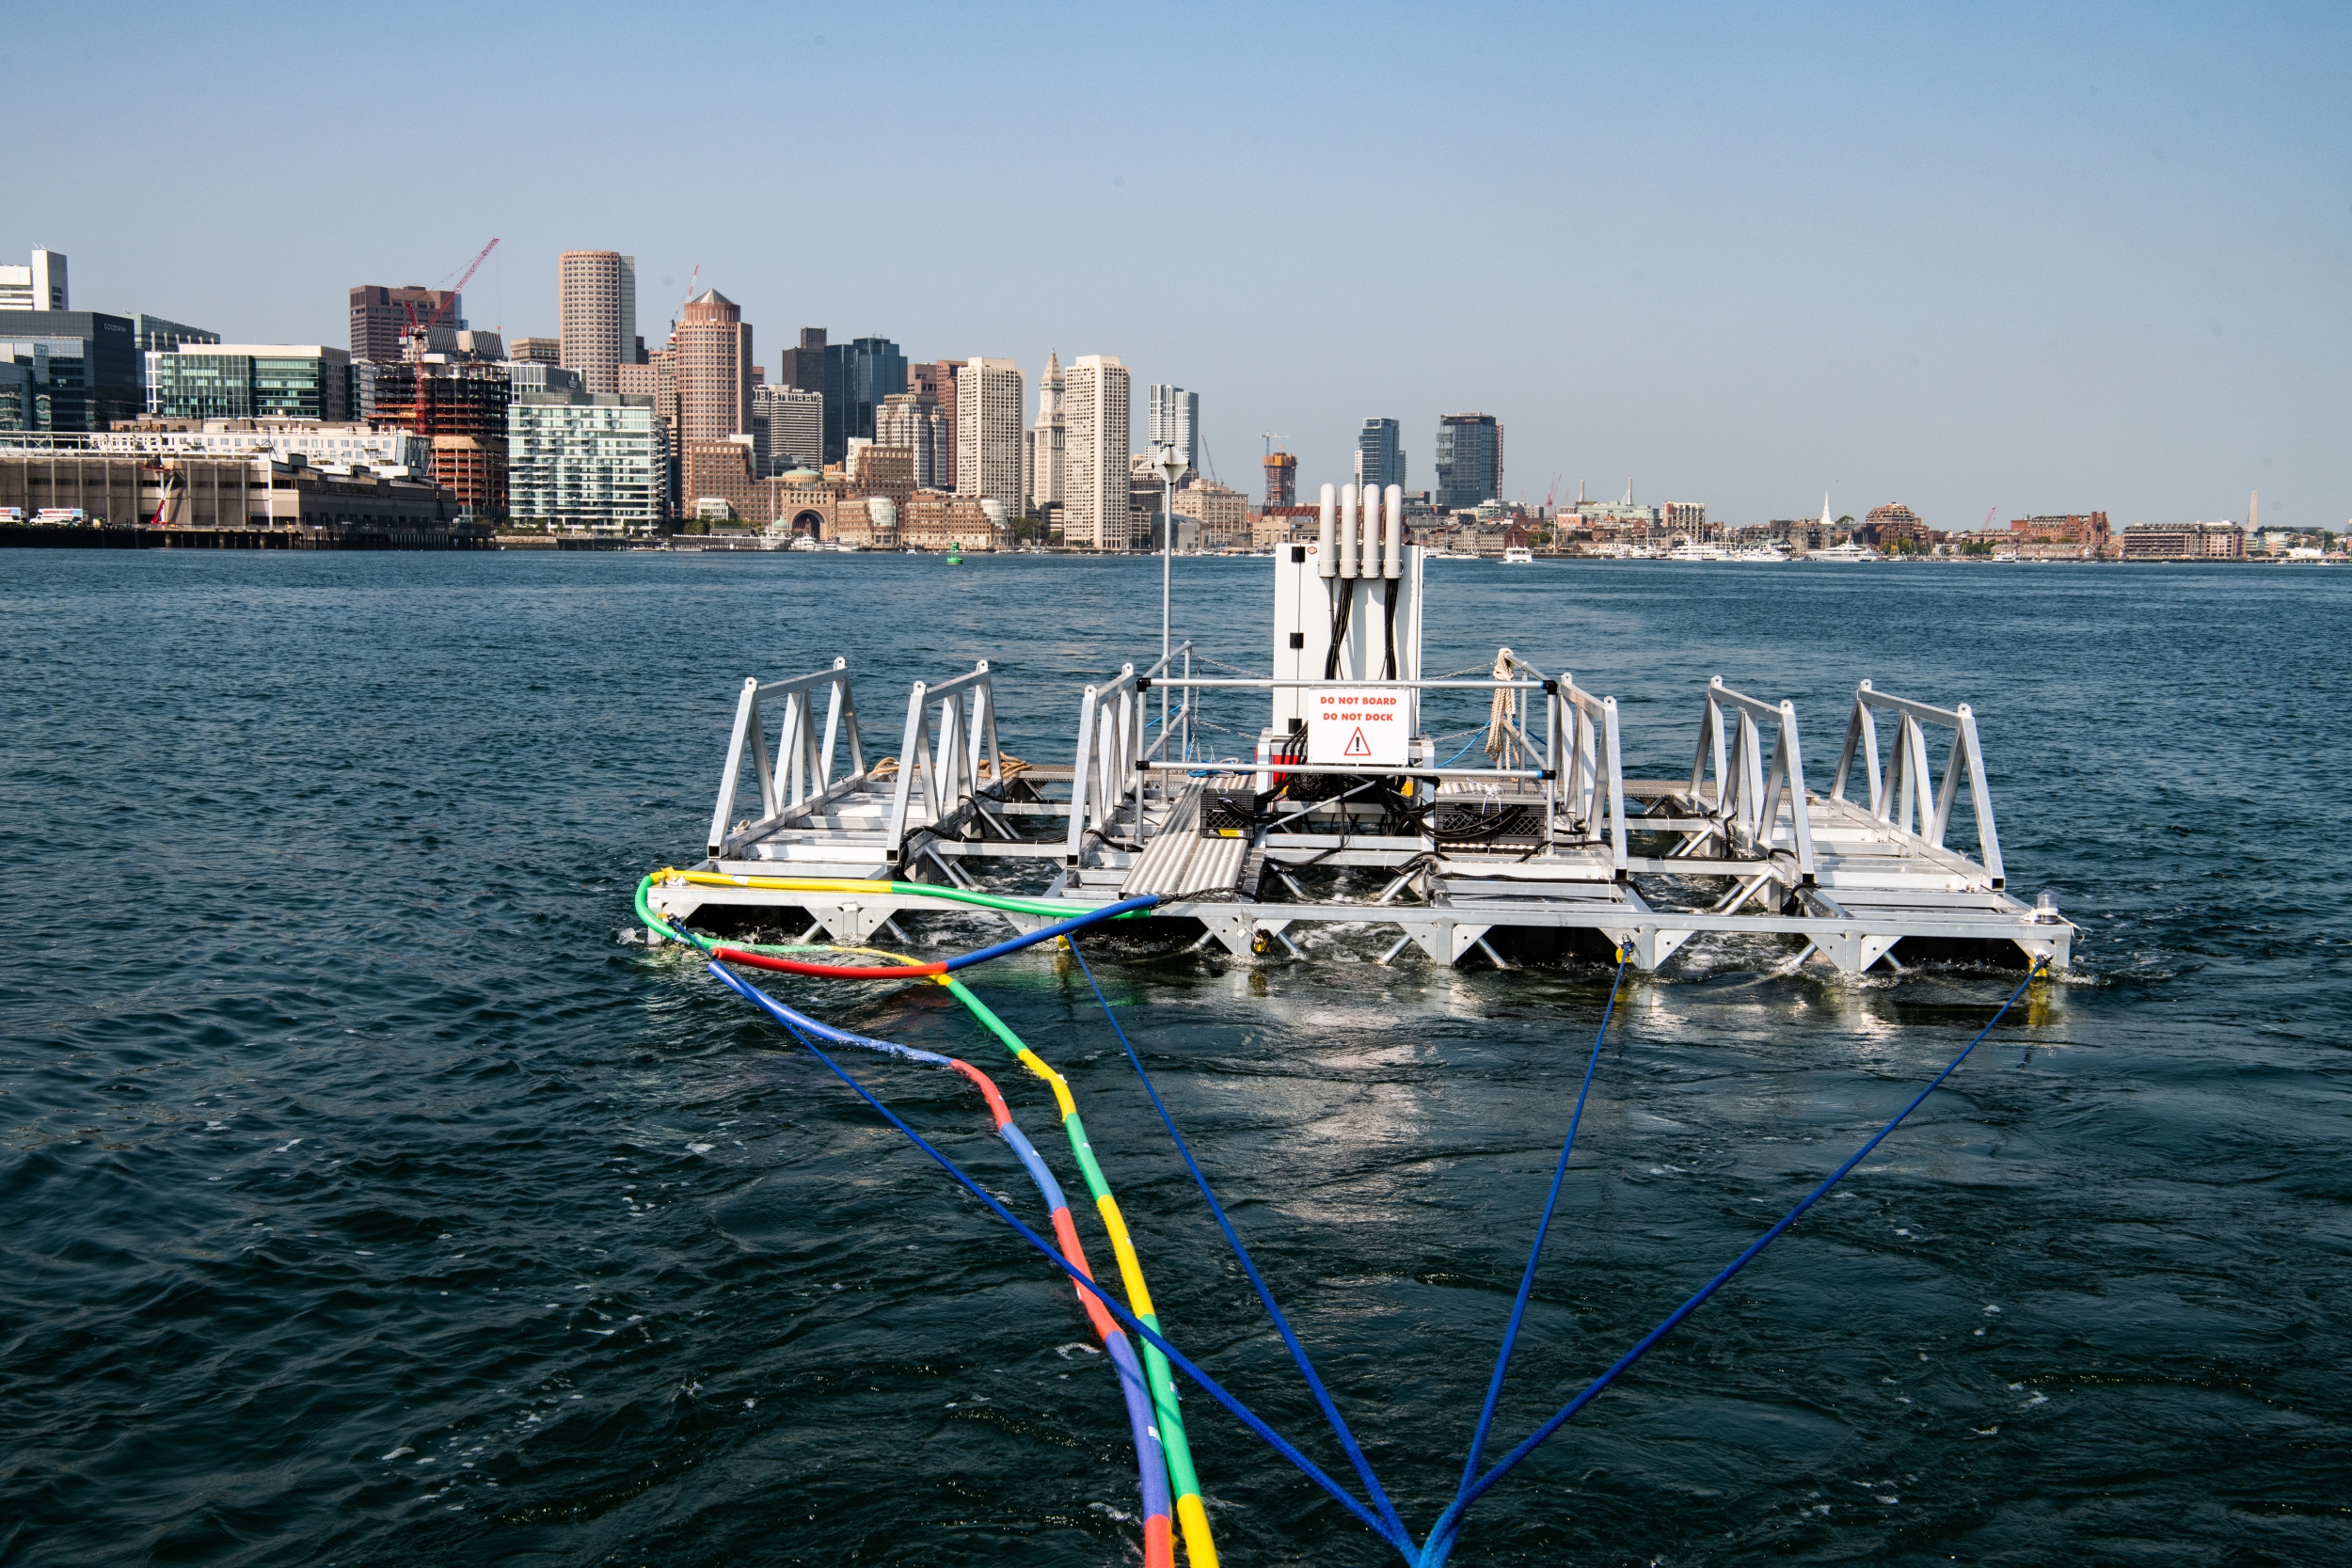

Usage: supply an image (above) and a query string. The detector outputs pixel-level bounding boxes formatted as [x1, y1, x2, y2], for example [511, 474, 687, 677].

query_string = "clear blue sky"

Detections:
[9, 1, 2346, 530]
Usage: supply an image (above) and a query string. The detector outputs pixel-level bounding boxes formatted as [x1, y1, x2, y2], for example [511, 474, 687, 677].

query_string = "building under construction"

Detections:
[367, 359, 510, 516]
[1263, 450, 1296, 508]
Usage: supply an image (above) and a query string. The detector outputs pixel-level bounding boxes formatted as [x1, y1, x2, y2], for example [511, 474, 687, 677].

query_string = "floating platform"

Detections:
[649, 520, 2073, 975]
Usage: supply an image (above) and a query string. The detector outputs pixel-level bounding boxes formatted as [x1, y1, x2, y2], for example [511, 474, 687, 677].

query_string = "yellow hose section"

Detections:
[718, 934, 1215, 1565]
[1092, 1196, 1158, 1321]
[1009, 1044, 1079, 1119]
[1176, 1496, 1216, 1568]
[664, 868, 893, 895]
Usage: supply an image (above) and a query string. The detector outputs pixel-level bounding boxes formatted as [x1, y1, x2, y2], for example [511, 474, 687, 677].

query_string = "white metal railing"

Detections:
[1829, 680, 2006, 886]
[707, 658, 867, 859]
[1687, 677, 1818, 880]
[1066, 661, 1147, 862]
[884, 661, 1009, 860]
[1550, 673, 1629, 872]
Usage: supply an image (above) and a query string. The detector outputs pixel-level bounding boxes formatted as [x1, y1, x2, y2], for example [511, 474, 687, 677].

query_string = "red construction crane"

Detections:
[403, 237, 501, 355]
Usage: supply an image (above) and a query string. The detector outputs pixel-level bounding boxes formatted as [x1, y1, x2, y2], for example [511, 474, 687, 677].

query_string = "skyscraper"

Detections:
[1027, 351, 1066, 515]
[557, 251, 637, 395]
[1062, 355, 1131, 550]
[821, 337, 906, 462]
[754, 383, 823, 472]
[0, 249, 68, 311]
[876, 390, 951, 489]
[675, 290, 752, 444]
[349, 285, 460, 363]
[908, 360, 959, 488]
[1355, 418, 1405, 491]
[955, 358, 1025, 519]
[1433, 412, 1502, 509]
[1147, 384, 1198, 474]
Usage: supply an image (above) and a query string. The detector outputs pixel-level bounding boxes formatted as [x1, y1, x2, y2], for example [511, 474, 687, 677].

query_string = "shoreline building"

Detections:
[1147, 383, 1198, 476]
[754, 383, 822, 474]
[875, 391, 949, 490]
[557, 251, 638, 395]
[908, 360, 960, 489]
[2122, 521, 2247, 560]
[955, 358, 1025, 520]
[151, 343, 352, 425]
[1027, 351, 1066, 515]
[1434, 412, 1501, 510]
[675, 290, 752, 445]
[1062, 355, 1131, 550]
[349, 285, 461, 363]
[507, 390, 663, 533]
[823, 336, 906, 462]
[366, 356, 511, 515]
[0, 248, 70, 312]
[1, 311, 142, 432]
[1356, 418, 1405, 492]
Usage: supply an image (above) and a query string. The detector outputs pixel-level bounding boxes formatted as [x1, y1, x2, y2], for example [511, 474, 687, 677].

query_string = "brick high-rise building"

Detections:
[1062, 355, 1130, 550]
[675, 290, 752, 445]
[349, 286, 459, 363]
[953, 358, 1025, 522]
[908, 359, 959, 488]
[557, 251, 637, 394]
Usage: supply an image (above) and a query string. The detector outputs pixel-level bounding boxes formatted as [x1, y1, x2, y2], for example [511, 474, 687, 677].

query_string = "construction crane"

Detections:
[403, 237, 501, 356]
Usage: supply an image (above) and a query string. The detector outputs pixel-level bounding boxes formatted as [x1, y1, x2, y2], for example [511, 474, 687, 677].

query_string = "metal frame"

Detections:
[664, 647, 2069, 977]
[1685, 676, 1819, 881]
[707, 658, 867, 859]
[884, 661, 1009, 863]
[1829, 679, 2006, 886]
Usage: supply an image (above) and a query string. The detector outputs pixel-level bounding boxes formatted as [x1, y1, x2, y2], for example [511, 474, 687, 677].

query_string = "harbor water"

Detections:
[2, 551, 2345, 1565]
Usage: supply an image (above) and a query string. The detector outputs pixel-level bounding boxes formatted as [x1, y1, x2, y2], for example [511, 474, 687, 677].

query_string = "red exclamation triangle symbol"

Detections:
[1344, 726, 1372, 757]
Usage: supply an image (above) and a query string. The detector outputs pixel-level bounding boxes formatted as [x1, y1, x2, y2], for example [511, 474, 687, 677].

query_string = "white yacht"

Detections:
[1813, 539, 1879, 562]
[1502, 546, 1534, 564]
[1666, 542, 1730, 562]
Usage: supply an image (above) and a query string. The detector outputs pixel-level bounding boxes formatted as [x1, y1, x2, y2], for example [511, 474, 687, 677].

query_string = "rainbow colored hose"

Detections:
[638, 876, 1210, 1564]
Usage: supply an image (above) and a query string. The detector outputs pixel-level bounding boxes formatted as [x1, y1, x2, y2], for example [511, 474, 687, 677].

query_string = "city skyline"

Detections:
[7, 2, 2347, 530]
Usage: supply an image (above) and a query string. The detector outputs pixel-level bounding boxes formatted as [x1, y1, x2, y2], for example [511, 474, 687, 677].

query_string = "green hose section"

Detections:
[881, 880, 1151, 922]
[641, 869, 1147, 928]
[941, 974, 1207, 1517]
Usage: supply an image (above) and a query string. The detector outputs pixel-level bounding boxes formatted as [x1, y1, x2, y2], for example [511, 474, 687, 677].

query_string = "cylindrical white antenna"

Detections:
[1338, 483, 1359, 578]
[1315, 483, 1336, 578]
[1383, 484, 1403, 578]
[1360, 478, 1381, 568]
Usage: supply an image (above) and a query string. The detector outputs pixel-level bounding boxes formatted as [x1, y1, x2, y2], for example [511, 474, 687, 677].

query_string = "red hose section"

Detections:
[710, 946, 946, 979]
[1051, 1207, 1122, 1345]
[946, 1058, 1012, 1128]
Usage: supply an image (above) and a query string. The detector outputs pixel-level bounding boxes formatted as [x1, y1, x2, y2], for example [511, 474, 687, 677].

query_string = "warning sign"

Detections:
[1306, 685, 1409, 768]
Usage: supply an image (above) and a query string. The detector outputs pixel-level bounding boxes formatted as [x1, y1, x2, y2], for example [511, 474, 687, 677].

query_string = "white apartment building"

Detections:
[508, 390, 664, 533]
[1062, 355, 1131, 550]
[875, 392, 950, 489]
[0, 249, 68, 311]
[1147, 383, 1197, 474]
[955, 358, 1025, 519]
[754, 383, 822, 473]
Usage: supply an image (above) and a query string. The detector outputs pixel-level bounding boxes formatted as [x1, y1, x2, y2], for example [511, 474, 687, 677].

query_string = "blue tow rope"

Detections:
[690, 907, 2046, 1564]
